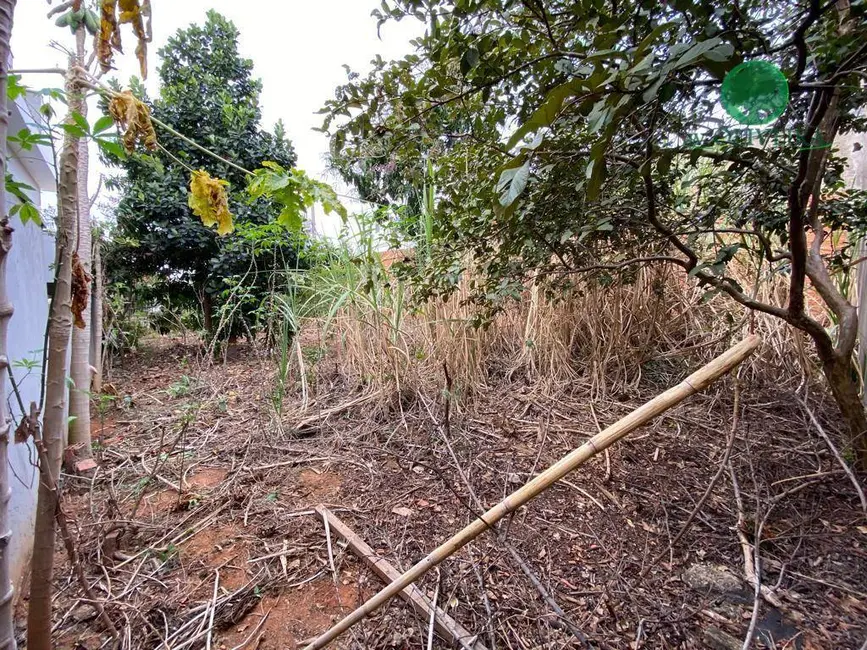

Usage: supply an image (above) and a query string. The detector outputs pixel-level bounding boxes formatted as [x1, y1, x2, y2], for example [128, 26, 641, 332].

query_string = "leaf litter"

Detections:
[36, 333, 867, 649]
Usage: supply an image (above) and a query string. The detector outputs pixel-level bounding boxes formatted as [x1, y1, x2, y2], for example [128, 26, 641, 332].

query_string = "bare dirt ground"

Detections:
[17, 335, 867, 649]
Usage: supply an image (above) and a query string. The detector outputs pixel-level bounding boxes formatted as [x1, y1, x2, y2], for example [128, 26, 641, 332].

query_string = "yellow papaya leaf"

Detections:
[188, 170, 234, 236]
[99, 0, 151, 79]
[108, 90, 158, 153]
[117, 0, 140, 22]
[98, 0, 121, 75]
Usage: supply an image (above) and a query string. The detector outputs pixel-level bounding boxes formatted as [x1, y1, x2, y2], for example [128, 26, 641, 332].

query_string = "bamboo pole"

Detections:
[316, 507, 487, 650]
[303, 334, 761, 650]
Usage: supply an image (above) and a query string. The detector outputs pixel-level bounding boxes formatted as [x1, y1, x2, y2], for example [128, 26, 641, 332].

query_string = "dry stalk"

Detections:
[305, 262, 795, 412]
[23, 402, 119, 639]
[303, 336, 759, 649]
[796, 395, 867, 516]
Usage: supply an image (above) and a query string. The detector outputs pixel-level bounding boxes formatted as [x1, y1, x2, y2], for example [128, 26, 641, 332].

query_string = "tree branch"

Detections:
[642, 157, 698, 269]
[787, 87, 833, 318]
[558, 255, 685, 276]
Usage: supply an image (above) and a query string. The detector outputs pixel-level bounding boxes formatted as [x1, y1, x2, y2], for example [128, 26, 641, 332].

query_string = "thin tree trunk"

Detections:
[202, 288, 213, 333]
[67, 27, 92, 466]
[26, 55, 81, 650]
[0, 3, 19, 647]
[91, 232, 103, 393]
[821, 355, 867, 468]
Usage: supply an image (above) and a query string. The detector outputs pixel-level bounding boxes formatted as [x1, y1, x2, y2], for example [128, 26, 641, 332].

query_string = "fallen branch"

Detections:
[641, 373, 741, 578]
[321, 509, 337, 584]
[292, 391, 381, 432]
[228, 609, 270, 650]
[504, 544, 590, 645]
[243, 456, 334, 473]
[728, 461, 782, 609]
[795, 395, 867, 516]
[246, 546, 303, 564]
[303, 335, 761, 649]
[315, 507, 487, 650]
[426, 569, 441, 650]
[206, 570, 220, 650]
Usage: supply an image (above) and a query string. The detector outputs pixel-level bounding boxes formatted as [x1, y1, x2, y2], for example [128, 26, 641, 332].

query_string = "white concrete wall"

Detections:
[5, 98, 55, 598]
[842, 129, 867, 405]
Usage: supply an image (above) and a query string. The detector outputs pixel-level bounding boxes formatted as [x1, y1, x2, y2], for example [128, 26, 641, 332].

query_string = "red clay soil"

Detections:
[14, 335, 867, 649]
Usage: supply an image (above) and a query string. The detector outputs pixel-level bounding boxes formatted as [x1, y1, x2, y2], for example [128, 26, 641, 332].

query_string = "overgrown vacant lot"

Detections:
[40, 331, 867, 650]
[7, 1, 867, 649]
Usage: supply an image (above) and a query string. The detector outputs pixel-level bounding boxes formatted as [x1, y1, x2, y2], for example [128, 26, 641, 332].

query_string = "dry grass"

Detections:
[296, 258, 809, 410]
[45, 237, 864, 650]
[41, 328, 867, 650]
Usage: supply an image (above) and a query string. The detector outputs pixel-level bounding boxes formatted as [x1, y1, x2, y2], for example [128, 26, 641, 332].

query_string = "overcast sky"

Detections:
[10, 1, 420, 229]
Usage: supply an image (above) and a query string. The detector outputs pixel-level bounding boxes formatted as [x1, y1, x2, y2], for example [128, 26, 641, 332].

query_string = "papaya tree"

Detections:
[0, 4, 18, 648]
[24, 2, 153, 644]
[322, 0, 867, 465]
[27, 50, 80, 650]
[68, 14, 97, 469]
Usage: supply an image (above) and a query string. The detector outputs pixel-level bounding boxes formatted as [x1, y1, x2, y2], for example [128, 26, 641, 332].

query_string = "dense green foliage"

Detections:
[323, 0, 867, 460]
[323, 0, 867, 310]
[106, 11, 299, 331]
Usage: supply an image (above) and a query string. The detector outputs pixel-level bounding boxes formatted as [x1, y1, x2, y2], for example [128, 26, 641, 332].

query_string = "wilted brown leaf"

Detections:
[138, 0, 153, 78]
[117, 0, 149, 78]
[188, 170, 234, 236]
[14, 416, 35, 443]
[71, 252, 91, 330]
[97, 0, 121, 75]
[116, 0, 139, 22]
[108, 90, 157, 153]
[99, 0, 152, 79]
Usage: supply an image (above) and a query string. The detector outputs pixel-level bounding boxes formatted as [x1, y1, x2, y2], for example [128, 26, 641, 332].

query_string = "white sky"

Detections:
[10, 1, 421, 233]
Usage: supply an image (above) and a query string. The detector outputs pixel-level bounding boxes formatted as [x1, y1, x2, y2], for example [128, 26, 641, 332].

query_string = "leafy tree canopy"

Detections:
[323, 0, 867, 311]
[323, 0, 867, 461]
[106, 10, 299, 327]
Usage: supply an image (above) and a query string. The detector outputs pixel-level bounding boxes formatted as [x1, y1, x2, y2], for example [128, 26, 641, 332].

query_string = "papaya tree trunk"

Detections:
[0, 3, 18, 648]
[68, 27, 92, 466]
[26, 55, 80, 650]
[91, 232, 103, 393]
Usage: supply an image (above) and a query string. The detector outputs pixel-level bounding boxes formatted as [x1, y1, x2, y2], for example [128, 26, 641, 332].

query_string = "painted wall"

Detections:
[837, 129, 867, 403]
[5, 96, 55, 598]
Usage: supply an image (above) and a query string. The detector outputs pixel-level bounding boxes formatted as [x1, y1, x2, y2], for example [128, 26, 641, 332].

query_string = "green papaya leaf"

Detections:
[19, 202, 41, 226]
[71, 111, 90, 134]
[93, 115, 115, 134]
[60, 123, 88, 139]
[96, 138, 127, 160]
[277, 208, 303, 232]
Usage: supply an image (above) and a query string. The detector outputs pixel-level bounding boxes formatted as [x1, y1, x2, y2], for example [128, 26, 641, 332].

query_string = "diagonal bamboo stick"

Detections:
[303, 334, 761, 650]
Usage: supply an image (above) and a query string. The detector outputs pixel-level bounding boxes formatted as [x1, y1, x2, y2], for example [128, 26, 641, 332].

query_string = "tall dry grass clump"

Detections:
[271, 221, 807, 410]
